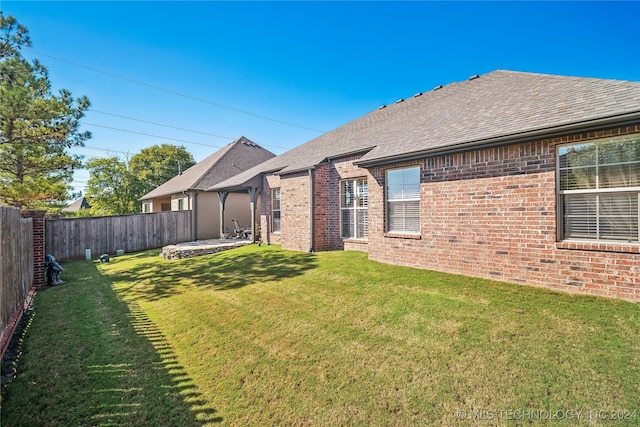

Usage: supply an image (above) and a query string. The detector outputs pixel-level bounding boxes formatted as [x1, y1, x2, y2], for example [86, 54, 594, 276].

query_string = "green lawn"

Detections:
[2, 245, 639, 426]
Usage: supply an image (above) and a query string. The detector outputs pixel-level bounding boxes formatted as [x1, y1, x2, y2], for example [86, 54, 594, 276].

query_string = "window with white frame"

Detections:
[557, 134, 640, 243]
[143, 202, 151, 213]
[341, 178, 368, 239]
[386, 166, 421, 233]
[272, 188, 281, 232]
[177, 198, 184, 211]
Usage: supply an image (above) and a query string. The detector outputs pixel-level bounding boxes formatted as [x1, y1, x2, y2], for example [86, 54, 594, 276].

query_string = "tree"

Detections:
[85, 156, 136, 215]
[0, 12, 91, 209]
[129, 144, 195, 196]
[85, 144, 195, 215]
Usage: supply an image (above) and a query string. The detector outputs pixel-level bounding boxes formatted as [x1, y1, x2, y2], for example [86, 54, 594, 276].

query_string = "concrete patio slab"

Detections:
[162, 238, 252, 260]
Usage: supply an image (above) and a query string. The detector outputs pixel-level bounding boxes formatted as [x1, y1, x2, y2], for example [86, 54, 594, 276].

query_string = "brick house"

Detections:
[140, 136, 274, 240]
[210, 71, 640, 301]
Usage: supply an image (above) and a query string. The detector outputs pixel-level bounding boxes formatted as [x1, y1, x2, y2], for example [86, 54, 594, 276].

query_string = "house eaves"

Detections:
[207, 164, 286, 192]
[272, 147, 377, 176]
[355, 110, 640, 168]
[348, 71, 640, 167]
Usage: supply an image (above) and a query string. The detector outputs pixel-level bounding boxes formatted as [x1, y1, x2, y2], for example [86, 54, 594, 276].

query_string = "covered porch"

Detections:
[215, 182, 262, 244]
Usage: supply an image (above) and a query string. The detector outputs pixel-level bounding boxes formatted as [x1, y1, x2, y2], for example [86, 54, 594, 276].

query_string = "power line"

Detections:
[27, 48, 327, 134]
[90, 109, 234, 140]
[74, 145, 132, 156]
[81, 122, 228, 149]
[88, 109, 291, 150]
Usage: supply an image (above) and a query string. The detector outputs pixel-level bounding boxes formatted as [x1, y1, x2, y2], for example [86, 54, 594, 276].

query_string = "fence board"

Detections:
[1, 207, 33, 355]
[46, 211, 192, 261]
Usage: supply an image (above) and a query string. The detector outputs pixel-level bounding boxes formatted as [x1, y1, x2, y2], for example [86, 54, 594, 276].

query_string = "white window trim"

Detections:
[385, 166, 421, 234]
[272, 188, 281, 233]
[556, 135, 640, 244]
[340, 178, 368, 240]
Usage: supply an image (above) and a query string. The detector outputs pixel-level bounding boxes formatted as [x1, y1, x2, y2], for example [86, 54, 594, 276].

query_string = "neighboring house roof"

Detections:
[209, 70, 640, 191]
[139, 136, 275, 200]
[62, 196, 91, 212]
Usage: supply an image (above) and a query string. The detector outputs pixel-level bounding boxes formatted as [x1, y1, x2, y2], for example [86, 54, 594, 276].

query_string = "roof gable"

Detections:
[140, 136, 275, 200]
[62, 196, 90, 212]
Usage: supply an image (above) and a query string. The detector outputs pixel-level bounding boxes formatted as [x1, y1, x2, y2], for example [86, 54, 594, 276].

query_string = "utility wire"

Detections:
[81, 122, 228, 149]
[90, 109, 234, 141]
[88, 109, 291, 150]
[27, 48, 327, 133]
[75, 145, 132, 156]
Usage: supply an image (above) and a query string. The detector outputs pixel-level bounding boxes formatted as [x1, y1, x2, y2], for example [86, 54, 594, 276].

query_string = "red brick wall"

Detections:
[269, 157, 372, 252]
[259, 125, 639, 300]
[367, 124, 640, 301]
[279, 171, 312, 252]
[312, 164, 332, 251]
[21, 210, 46, 288]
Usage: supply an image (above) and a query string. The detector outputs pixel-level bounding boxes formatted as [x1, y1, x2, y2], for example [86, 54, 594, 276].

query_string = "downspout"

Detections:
[191, 191, 198, 241]
[308, 168, 314, 252]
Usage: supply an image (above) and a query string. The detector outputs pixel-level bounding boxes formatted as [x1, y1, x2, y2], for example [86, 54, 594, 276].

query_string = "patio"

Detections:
[162, 238, 252, 260]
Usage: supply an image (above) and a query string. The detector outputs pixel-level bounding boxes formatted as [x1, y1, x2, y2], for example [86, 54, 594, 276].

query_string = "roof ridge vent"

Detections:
[468, 74, 480, 80]
[378, 105, 387, 109]
[395, 98, 405, 104]
[413, 92, 423, 97]
[433, 85, 443, 91]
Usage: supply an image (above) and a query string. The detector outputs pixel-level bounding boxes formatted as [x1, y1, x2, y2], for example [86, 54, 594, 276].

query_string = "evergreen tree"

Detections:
[0, 12, 90, 209]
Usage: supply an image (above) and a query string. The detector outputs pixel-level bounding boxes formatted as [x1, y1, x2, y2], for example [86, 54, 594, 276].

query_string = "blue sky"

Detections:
[3, 1, 640, 197]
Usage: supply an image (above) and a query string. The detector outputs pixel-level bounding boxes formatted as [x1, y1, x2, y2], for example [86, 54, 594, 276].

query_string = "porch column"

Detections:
[218, 191, 228, 238]
[247, 187, 260, 243]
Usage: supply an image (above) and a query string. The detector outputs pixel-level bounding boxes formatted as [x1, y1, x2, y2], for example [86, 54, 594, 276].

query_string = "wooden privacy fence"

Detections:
[0, 207, 34, 357]
[46, 211, 193, 261]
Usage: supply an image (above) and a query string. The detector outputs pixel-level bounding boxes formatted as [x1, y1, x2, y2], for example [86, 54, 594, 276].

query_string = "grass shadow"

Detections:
[1, 260, 221, 426]
[100, 245, 318, 302]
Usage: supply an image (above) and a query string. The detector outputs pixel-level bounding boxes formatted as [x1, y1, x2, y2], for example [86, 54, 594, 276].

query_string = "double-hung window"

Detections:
[341, 178, 368, 239]
[557, 134, 640, 243]
[386, 166, 421, 233]
[272, 188, 281, 232]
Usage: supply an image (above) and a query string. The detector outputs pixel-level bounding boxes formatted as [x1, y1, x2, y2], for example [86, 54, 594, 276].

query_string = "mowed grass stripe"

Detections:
[2, 244, 639, 426]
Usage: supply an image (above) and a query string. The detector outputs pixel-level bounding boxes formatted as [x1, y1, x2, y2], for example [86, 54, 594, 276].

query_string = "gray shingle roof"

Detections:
[62, 196, 90, 212]
[139, 136, 275, 200]
[209, 70, 640, 191]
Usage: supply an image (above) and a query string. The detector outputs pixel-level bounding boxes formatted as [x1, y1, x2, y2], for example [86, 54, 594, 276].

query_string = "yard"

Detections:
[2, 245, 639, 426]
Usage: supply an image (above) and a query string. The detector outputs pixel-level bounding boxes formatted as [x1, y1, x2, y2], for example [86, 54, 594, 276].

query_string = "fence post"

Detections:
[22, 210, 46, 289]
